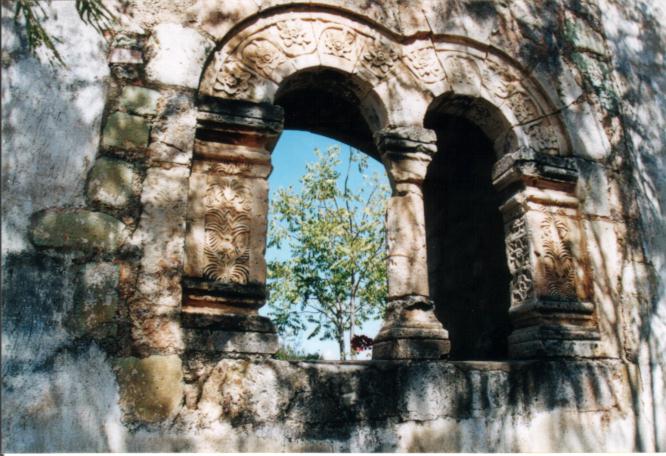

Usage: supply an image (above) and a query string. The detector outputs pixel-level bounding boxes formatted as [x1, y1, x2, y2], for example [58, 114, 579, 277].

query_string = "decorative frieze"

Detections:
[197, 13, 566, 161]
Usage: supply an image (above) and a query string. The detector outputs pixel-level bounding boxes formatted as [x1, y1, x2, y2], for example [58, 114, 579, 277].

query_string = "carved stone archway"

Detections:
[179, 7, 599, 360]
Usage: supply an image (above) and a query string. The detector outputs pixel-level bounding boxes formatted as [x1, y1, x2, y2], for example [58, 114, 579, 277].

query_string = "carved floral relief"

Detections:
[211, 162, 252, 176]
[276, 20, 316, 56]
[480, 59, 517, 100]
[442, 54, 480, 87]
[242, 39, 285, 77]
[506, 217, 534, 306]
[320, 27, 357, 60]
[203, 179, 251, 284]
[404, 47, 445, 83]
[525, 122, 560, 153]
[362, 41, 399, 79]
[213, 60, 254, 98]
[539, 214, 577, 300]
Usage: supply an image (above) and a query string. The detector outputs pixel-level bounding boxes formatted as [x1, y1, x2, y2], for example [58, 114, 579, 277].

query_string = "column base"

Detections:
[508, 324, 602, 359]
[372, 296, 450, 360]
[182, 313, 278, 355]
[373, 337, 451, 360]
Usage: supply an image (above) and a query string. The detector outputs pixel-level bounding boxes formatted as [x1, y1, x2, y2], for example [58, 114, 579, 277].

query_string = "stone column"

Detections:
[372, 127, 451, 360]
[182, 97, 283, 354]
[492, 149, 601, 358]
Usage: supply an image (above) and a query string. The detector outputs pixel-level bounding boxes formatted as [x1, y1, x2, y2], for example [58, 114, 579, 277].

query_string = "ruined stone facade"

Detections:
[2, 0, 665, 452]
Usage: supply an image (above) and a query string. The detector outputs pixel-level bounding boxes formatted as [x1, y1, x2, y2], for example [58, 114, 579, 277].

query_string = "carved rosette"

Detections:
[441, 54, 480, 87]
[499, 86, 541, 124]
[241, 39, 286, 78]
[361, 41, 399, 79]
[524, 121, 560, 153]
[213, 60, 255, 98]
[320, 26, 357, 60]
[404, 47, 445, 83]
[276, 19, 316, 56]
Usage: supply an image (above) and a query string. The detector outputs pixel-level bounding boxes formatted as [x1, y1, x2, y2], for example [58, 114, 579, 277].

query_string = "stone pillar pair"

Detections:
[181, 101, 598, 360]
[372, 129, 600, 360]
[181, 97, 283, 354]
[181, 112, 451, 359]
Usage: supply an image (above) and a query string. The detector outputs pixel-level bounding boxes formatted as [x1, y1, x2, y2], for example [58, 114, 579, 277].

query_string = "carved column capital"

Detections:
[491, 148, 578, 192]
[374, 126, 437, 191]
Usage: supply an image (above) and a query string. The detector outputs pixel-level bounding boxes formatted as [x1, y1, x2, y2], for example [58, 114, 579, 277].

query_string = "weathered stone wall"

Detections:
[2, 0, 664, 452]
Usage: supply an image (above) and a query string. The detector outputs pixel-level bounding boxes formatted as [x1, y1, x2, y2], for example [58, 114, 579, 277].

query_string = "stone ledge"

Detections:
[183, 328, 278, 354]
[180, 357, 629, 432]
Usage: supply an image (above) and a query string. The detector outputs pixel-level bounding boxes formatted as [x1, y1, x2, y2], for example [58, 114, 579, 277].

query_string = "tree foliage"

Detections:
[267, 146, 390, 360]
[13, 0, 116, 66]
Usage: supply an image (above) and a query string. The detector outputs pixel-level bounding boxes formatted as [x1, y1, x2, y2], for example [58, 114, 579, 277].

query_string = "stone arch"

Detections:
[198, 8, 571, 159]
[182, 7, 598, 361]
[198, 10, 395, 132]
[424, 42, 572, 157]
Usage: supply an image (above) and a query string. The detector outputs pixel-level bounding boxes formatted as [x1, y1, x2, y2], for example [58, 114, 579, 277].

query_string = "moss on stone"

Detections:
[118, 86, 161, 116]
[114, 355, 183, 423]
[101, 112, 151, 150]
[30, 209, 128, 253]
[87, 157, 139, 210]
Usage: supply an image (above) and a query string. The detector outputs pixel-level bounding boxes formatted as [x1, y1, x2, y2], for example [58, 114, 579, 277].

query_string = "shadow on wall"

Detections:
[1, 2, 125, 452]
[187, 358, 634, 452]
[1, 4, 108, 254]
[600, 1, 666, 451]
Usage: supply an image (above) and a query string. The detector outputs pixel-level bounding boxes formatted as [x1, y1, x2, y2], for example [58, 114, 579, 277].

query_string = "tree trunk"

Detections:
[338, 331, 346, 360]
[349, 294, 355, 360]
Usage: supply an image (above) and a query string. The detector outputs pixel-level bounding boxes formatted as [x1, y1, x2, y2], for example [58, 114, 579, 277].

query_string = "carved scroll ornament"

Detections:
[506, 216, 534, 307]
[203, 179, 251, 284]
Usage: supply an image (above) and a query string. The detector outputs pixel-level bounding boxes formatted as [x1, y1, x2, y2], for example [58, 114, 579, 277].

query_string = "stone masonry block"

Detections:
[114, 354, 183, 423]
[68, 262, 120, 337]
[145, 24, 214, 88]
[30, 209, 128, 253]
[118, 86, 161, 116]
[101, 112, 150, 150]
[86, 157, 140, 210]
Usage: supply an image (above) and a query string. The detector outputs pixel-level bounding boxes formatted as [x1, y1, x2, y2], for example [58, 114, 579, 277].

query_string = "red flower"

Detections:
[351, 335, 373, 352]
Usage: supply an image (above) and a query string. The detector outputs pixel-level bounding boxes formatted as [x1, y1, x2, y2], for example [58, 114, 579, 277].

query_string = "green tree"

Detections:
[267, 146, 390, 360]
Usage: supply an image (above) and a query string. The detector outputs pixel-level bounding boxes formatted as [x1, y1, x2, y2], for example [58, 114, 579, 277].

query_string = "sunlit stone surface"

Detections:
[1, 0, 664, 452]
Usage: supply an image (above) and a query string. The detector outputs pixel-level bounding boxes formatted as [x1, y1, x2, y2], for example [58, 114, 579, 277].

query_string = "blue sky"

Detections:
[261, 130, 388, 359]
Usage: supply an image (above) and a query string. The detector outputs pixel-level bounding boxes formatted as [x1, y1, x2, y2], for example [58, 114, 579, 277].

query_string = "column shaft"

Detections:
[372, 127, 450, 360]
